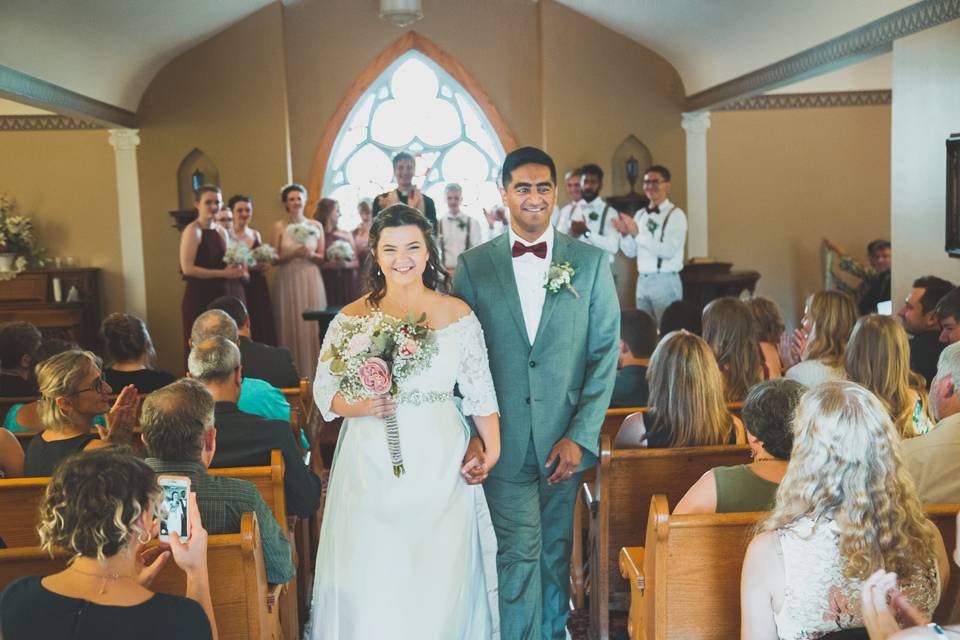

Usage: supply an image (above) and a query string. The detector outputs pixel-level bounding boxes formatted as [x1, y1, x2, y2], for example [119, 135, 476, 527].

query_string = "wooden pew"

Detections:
[586, 436, 751, 639]
[0, 477, 47, 546]
[210, 449, 288, 526]
[0, 512, 279, 640]
[618, 497, 960, 640]
[279, 378, 311, 455]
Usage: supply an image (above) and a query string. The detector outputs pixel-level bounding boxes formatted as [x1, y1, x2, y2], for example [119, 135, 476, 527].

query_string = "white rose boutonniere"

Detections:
[544, 261, 579, 298]
[646, 219, 659, 235]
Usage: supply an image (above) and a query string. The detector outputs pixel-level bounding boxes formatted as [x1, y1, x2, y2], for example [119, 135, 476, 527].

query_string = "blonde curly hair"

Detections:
[762, 381, 936, 579]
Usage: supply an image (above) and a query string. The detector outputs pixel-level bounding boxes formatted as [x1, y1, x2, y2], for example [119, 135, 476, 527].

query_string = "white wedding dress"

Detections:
[307, 311, 500, 639]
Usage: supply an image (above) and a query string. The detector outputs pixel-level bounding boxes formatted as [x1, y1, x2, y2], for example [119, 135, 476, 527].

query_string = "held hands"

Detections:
[860, 570, 930, 639]
[98, 384, 138, 444]
[460, 436, 492, 485]
[545, 437, 582, 484]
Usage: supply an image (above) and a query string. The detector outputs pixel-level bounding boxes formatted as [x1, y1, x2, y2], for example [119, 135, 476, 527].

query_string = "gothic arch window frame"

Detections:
[307, 32, 518, 207]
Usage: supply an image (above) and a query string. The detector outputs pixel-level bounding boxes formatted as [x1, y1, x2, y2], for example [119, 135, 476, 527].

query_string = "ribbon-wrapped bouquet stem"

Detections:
[321, 312, 437, 477]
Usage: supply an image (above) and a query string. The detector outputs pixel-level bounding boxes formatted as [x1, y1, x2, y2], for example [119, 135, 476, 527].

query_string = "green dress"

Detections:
[713, 464, 780, 513]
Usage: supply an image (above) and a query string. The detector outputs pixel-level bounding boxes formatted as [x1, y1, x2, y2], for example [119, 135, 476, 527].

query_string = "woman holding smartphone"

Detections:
[0, 448, 218, 640]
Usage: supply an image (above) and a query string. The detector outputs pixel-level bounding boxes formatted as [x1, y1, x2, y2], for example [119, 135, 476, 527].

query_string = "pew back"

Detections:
[0, 477, 47, 546]
[210, 449, 287, 526]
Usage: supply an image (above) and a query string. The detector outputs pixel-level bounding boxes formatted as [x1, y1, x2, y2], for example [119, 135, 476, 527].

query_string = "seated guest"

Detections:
[141, 378, 294, 584]
[207, 296, 299, 389]
[741, 381, 947, 640]
[659, 299, 701, 336]
[783, 290, 857, 387]
[903, 343, 960, 503]
[674, 378, 804, 515]
[188, 336, 321, 517]
[0, 321, 42, 396]
[4, 338, 75, 432]
[614, 331, 743, 448]
[935, 287, 960, 345]
[845, 315, 934, 438]
[24, 350, 138, 477]
[0, 429, 23, 478]
[746, 296, 785, 379]
[0, 447, 216, 640]
[100, 313, 177, 393]
[897, 276, 953, 388]
[610, 310, 657, 408]
[190, 310, 289, 422]
[703, 297, 764, 401]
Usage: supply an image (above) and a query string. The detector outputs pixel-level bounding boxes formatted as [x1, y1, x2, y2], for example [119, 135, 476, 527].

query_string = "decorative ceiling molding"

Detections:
[0, 114, 103, 131]
[0, 64, 135, 128]
[686, 0, 960, 112]
[716, 90, 892, 111]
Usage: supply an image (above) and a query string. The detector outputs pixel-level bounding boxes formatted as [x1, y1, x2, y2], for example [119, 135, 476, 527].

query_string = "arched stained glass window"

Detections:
[323, 50, 506, 230]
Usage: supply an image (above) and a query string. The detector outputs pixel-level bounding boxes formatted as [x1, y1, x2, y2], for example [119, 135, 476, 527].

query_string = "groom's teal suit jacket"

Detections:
[453, 230, 620, 478]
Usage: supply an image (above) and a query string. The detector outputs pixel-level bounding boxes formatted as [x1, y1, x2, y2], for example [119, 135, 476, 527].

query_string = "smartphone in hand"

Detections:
[157, 475, 191, 543]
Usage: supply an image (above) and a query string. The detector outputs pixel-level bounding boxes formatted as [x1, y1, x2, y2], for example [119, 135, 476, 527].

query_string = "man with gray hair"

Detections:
[190, 309, 289, 423]
[141, 377, 294, 584]
[189, 336, 321, 518]
[903, 341, 960, 503]
[438, 182, 482, 274]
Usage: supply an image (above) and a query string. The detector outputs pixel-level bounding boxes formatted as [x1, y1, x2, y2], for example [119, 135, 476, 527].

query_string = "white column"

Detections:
[108, 129, 148, 319]
[681, 111, 711, 257]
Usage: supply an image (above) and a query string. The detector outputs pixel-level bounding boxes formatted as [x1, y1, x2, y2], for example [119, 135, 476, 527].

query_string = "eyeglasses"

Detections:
[642, 179, 666, 186]
[71, 373, 108, 395]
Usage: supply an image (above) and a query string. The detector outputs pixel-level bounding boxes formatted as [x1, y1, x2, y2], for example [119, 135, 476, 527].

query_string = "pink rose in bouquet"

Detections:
[358, 357, 392, 395]
[400, 338, 419, 357]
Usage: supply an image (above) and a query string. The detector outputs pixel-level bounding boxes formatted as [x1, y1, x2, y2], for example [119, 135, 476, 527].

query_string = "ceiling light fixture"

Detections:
[380, 0, 423, 28]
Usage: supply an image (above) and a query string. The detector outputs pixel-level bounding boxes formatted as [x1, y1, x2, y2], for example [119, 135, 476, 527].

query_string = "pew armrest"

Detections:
[581, 481, 597, 517]
[266, 582, 284, 612]
[620, 546, 646, 640]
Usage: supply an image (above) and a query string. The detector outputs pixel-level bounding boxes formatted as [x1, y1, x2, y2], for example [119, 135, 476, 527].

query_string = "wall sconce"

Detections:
[380, 0, 423, 28]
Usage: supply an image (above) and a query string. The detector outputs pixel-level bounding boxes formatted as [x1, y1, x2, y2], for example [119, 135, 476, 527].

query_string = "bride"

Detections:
[308, 204, 501, 639]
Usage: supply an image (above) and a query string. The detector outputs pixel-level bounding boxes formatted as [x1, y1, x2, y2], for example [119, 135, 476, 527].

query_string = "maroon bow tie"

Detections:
[512, 240, 547, 259]
[648, 206, 660, 214]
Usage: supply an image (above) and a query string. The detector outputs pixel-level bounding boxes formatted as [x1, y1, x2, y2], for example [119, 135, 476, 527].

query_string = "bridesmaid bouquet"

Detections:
[223, 242, 255, 267]
[251, 244, 278, 264]
[321, 313, 438, 477]
[326, 239, 355, 262]
[287, 222, 320, 245]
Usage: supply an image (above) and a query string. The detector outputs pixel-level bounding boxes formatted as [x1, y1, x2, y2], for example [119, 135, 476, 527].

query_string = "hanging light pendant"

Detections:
[380, 0, 423, 28]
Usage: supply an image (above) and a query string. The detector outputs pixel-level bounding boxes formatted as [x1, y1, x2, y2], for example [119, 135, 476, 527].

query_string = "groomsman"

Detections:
[454, 147, 619, 639]
[551, 167, 581, 228]
[613, 165, 687, 321]
[372, 151, 438, 233]
[556, 164, 620, 263]
[438, 183, 482, 274]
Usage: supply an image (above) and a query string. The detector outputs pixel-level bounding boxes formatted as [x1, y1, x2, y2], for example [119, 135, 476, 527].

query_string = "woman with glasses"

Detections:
[23, 350, 139, 477]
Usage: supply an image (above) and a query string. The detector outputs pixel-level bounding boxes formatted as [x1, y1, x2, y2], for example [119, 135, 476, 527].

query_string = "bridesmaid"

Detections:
[353, 198, 373, 270]
[180, 185, 247, 357]
[314, 198, 360, 307]
[230, 194, 279, 346]
[270, 184, 326, 380]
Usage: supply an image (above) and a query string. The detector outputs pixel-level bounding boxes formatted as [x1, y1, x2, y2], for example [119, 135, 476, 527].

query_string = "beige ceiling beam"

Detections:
[0, 64, 135, 129]
[685, 0, 960, 112]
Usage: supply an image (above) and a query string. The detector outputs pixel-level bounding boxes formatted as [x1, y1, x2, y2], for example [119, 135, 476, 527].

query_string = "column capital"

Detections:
[108, 128, 140, 150]
[681, 111, 711, 134]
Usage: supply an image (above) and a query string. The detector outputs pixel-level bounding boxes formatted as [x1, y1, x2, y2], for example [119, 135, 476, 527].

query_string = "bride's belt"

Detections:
[395, 390, 454, 406]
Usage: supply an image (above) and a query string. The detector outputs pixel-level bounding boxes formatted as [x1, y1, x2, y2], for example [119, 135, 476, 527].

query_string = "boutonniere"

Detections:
[588, 211, 599, 221]
[455, 218, 468, 231]
[646, 219, 659, 235]
[544, 261, 579, 298]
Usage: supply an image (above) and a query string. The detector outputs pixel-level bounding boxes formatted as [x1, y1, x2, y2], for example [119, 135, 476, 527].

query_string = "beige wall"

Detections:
[0, 129, 124, 316]
[709, 106, 891, 326]
[136, 3, 291, 373]
[891, 19, 960, 308]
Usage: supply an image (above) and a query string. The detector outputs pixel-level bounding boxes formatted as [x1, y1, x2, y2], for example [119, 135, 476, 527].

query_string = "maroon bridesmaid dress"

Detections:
[181, 228, 246, 354]
[244, 237, 279, 346]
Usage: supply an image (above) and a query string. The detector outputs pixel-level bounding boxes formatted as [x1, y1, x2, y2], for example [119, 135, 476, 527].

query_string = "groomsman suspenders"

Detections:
[656, 205, 675, 272]
[438, 217, 472, 255]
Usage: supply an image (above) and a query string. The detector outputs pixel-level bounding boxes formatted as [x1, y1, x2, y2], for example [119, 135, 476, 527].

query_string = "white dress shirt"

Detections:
[439, 211, 482, 270]
[620, 199, 687, 274]
[556, 197, 620, 261]
[508, 225, 553, 344]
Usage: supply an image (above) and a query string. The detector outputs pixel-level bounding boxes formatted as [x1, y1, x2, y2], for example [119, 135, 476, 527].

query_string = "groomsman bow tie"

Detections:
[512, 241, 547, 259]
[648, 206, 660, 214]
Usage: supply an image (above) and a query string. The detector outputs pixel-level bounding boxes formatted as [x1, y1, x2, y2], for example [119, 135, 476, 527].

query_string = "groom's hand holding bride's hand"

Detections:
[546, 438, 582, 484]
[461, 437, 489, 485]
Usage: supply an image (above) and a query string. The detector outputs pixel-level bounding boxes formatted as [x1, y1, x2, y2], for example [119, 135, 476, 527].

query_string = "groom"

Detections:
[453, 147, 619, 639]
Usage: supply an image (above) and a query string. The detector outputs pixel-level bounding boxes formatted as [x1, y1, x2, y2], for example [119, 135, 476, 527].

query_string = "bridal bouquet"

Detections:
[223, 242, 255, 267]
[287, 222, 319, 245]
[326, 239, 354, 262]
[321, 313, 438, 477]
[251, 244, 278, 264]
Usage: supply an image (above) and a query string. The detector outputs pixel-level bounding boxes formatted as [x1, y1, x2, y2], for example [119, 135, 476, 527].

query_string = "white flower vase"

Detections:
[0, 253, 17, 272]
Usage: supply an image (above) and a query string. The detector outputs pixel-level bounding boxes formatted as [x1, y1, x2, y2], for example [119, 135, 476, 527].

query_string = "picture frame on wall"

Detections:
[946, 133, 960, 258]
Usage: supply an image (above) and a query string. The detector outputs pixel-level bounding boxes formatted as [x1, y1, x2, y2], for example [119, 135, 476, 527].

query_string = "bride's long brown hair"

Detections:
[365, 204, 449, 306]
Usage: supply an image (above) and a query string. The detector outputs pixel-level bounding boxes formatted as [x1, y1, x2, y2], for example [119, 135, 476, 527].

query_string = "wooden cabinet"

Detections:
[0, 269, 101, 349]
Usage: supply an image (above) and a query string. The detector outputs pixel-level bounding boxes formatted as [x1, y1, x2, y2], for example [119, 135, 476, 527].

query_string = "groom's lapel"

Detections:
[532, 230, 568, 350]
[488, 234, 531, 349]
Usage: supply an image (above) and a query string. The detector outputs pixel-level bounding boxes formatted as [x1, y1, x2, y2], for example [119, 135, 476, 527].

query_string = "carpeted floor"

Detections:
[568, 609, 628, 640]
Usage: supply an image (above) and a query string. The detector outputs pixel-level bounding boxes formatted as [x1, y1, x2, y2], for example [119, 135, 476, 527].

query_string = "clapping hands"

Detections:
[612, 212, 638, 237]
[777, 328, 806, 369]
[98, 384, 138, 444]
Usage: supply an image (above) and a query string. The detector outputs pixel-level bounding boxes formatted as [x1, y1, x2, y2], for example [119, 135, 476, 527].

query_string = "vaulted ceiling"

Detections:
[0, 0, 908, 115]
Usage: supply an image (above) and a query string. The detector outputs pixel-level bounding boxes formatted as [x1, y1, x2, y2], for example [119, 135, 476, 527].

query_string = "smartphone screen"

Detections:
[157, 475, 191, 543]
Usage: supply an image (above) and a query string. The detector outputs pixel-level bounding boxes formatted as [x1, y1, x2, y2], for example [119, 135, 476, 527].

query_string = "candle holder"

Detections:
[626, 156, 639, 195]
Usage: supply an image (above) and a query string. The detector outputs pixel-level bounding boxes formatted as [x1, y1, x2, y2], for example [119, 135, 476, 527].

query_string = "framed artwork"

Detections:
[946, 133, 960, 257]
